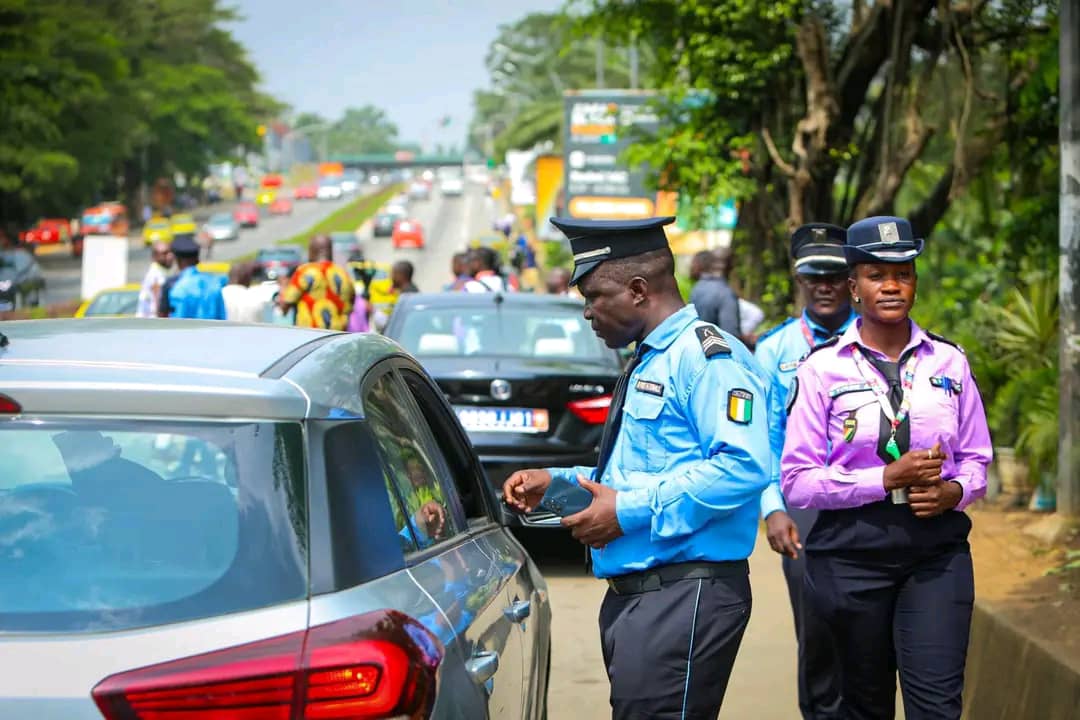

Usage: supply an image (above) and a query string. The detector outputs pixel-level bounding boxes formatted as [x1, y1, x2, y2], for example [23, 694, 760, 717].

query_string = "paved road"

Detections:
[37, 189, 370, 304]
[522, 532, 802, 720]
[358, 180, 500, 291]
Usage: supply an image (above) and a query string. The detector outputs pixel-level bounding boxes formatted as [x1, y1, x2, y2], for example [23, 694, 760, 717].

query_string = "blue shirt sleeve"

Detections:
[612, 353, 771, 539]
[754, 337, 788, 519]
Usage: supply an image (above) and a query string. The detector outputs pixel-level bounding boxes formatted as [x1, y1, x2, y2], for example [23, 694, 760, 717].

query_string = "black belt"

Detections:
[605, 560, 749, 595]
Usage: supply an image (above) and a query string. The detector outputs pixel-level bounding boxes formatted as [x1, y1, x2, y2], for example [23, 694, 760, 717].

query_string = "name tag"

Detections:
[635, 379, 665, 397]
[778, 360, 799, 372]
[828, 382, 872, 398]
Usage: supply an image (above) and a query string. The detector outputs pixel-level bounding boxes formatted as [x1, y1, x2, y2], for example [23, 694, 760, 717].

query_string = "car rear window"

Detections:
[0, 420, 307, 633]
[393, 303, 612, 361]
[85, 290, 138, 317]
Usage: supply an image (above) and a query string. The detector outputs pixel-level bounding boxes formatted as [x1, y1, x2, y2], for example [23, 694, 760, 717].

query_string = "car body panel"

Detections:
[269, 197, 293, 215]
[233, 202, 259, 227]
[73, 283, 141, 318]
[142, 218, 173, 245]
[293, 183, 318, 200]
[20, 219, 71, 246]
[201, 214, 240, 242]
[255, 188, 276, 206]
[169, 214, 197, 236]
[392, 219, 425, 249]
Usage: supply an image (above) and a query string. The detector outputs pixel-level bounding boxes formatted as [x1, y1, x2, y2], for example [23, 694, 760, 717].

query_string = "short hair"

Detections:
[592, 247, 675, 287]
[393, 260, 414, 280]
[471, 246, 498, 271]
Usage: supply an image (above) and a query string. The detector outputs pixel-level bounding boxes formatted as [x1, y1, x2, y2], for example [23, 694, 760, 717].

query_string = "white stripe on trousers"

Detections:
[681, 579, 704, 720]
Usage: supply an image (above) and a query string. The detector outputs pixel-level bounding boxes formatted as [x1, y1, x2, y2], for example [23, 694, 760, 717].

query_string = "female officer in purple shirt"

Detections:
[781, 215, 992, 720]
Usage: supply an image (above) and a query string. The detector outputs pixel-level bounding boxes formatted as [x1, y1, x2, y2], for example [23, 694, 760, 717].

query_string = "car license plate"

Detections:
[454, 406, 550, 434]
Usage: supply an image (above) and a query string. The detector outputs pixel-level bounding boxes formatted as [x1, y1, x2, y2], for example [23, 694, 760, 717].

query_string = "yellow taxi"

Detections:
[197, 261, 231, 286]
[255, 188, 277, 206]
[74, 284, 141, 318]
[142, 217, 173, 246]
[170, 213, 198, 235]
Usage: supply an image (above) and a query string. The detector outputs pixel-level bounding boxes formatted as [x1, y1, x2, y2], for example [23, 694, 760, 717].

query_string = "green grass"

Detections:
[233, 184, 403, 262]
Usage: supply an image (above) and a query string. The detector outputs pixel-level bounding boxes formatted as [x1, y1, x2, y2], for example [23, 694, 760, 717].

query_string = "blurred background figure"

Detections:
[221, 261, 269, 323]
[136, 241, 174, 318]
[158, 235, 224, 320]
[444, 252, 472, 290]
[278, 234, 354, 330]
[464, 247, 507, 293]
[689, 248, 741, 337]
[544, 266, 572, 297]
[392, 260, 419, 294]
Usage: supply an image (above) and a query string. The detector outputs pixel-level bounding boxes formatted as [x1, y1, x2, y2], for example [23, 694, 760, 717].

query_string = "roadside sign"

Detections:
[563, 90, 660, 220]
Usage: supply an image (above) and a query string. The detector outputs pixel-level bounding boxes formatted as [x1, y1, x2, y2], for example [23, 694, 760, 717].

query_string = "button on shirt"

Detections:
[754, 310, 856, 518]
[542, 304, 771, 578]
[781, 319, 991, 514]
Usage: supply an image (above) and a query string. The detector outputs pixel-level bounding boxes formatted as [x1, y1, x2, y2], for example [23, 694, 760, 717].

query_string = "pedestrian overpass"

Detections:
[331, 153, 467, 172]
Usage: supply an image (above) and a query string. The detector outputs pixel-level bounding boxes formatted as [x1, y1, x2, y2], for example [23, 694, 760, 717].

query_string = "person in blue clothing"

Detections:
[157, 234, 226, 319]
[753, 222, 855, 719]
[503, 216, 771, 719]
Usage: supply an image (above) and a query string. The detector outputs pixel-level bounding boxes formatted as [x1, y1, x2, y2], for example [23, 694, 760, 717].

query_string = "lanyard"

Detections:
[799, 316, 816, 348]
[849, 345, 920, 461]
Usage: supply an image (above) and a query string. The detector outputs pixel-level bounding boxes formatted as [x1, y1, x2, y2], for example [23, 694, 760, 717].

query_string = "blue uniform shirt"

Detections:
[543, 304, 771, 578]
[166, 266, 226, 320]
[753, 308, 856, 518]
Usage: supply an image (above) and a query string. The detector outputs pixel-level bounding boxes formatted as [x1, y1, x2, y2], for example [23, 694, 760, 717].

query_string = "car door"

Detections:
[365, 366, 527, 720]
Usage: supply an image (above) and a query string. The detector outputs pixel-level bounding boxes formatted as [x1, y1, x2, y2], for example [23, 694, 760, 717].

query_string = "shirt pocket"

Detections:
[622, 392, 667, 472]
[827, 389, 879, 448]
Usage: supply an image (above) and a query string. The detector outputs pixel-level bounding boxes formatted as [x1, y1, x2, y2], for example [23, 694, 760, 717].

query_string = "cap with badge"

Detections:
[844, 216, 924, 265]
[170, 233, 201, 258]
[791, 222, 847, 275]
[549, 216, 676, 286]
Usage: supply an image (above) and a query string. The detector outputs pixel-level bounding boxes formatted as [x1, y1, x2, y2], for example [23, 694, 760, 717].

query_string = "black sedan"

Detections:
[385, 292, 622, 528]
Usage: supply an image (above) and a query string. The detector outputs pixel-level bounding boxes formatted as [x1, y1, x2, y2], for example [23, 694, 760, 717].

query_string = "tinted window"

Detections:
[364, 373, 462, 551]
[85, 290, 139, 317]
[0, 420, 307, 632]
[394, 303, 610, 361]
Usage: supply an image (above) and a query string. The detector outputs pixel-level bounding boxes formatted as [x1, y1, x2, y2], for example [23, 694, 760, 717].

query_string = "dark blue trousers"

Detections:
[783, 508, 843, 719]
[805, 546, 974, 720]
[599, 573, 751, 719]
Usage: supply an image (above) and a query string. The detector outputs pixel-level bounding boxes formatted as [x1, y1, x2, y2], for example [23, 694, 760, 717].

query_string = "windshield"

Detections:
[0, 420, 307, 633]
[258, 249, 301, 261]
[209, 213, 233, 224]
[84, 289, 138, 317]
[394, 303, 611, 360]
[81, 212, 112, 225]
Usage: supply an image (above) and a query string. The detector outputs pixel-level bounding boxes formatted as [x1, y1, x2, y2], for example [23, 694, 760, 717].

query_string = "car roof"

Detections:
[0, 319, 407, 419]
[394, 292, 585, 311]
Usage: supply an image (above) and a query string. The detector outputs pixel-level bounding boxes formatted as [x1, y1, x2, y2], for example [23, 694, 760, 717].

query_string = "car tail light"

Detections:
[567, 395, 611, 425]
[0, 394, 21, 414]
[92, 610, 443, 720]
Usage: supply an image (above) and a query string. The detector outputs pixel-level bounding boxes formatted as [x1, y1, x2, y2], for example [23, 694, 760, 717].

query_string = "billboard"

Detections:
[563, 90, 660, 220]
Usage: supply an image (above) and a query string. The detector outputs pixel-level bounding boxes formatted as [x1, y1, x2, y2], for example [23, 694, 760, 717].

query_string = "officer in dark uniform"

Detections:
[754, 223, 854, 718]
[782, 216, 992, 720]
[503, 216, 772, 719]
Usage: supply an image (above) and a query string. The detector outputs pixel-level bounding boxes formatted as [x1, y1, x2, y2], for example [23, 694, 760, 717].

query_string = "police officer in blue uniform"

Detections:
[503, 216, 772, 719]
[754, 223, 855, 719]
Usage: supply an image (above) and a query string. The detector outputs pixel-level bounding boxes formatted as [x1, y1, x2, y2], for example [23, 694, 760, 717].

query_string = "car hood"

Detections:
[413, 355, 619, 380]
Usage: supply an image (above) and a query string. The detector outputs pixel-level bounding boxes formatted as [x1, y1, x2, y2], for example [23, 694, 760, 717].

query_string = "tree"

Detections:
[579, 0, 1056, 309]
[325, 105, 401, 157]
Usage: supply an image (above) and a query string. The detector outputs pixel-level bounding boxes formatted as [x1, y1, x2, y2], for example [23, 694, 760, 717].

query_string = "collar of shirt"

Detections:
[802, 307, 857, 342]
[837, 316, 932, 359]
[640, 304, 699, 353]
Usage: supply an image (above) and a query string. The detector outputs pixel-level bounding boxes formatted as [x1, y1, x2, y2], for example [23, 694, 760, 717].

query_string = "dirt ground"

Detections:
[968, 503, 1080, 662]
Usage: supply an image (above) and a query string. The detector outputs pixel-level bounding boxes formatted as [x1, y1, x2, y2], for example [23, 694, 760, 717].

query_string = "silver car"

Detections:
[0, 319, 551, 720]
[200, 212, 240, 243]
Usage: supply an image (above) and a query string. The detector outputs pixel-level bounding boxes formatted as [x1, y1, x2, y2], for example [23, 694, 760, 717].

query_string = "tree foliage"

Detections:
[0, 0, 276, 226]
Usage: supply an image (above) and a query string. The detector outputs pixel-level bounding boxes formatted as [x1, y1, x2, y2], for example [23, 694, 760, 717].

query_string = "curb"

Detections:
[964, 600, 1080, 719]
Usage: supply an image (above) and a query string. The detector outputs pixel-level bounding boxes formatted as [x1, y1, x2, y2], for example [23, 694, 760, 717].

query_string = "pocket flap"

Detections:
[624, 392, 664, 420]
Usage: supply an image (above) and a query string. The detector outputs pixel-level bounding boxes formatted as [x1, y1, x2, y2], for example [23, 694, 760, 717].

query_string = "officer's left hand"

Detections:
[908, 479, 963, 518]
[561, 476, 623, 548]
[765, 511, 802, 559]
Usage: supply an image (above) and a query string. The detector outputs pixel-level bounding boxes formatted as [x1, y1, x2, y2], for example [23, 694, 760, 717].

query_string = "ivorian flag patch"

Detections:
[727, 389, 753, 424]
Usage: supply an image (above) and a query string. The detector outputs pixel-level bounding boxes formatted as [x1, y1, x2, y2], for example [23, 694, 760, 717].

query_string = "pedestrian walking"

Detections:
[463, 247, 507, 293]
[136, 241, 174, 318]
[689, 248, 741, 336]
[157, 235, 225, 320]
[221, 261, 269, 323]
[503, 216, 771, 719]
[391, 260, 419, 294]
[444, 252, 472, 291]
[278, 235, 355, 330]
[754, 222, 853, 719]
[782, 216, 992, 720]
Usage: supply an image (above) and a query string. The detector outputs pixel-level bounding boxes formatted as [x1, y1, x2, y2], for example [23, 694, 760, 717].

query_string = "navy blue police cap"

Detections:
[791, 223, 847, 275]
[170, 233, 200, 257]
[549, 216, 676, 286]
[844, 216, 924, 265]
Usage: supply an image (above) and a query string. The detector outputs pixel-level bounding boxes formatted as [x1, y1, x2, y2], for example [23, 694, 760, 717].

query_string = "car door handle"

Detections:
[504, 599, 531, 623]
[466, 651, 500, 685]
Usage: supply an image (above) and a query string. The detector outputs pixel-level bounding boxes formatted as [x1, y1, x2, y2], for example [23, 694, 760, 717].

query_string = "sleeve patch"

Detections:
[696, 325, 731, 358]
[785, 377, 799, 416]
[727, 388, 754, 423]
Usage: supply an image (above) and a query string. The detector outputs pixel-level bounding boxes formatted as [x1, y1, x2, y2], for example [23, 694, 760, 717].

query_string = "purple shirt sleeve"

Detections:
[948, 360, 991, 510]
[781, 360, 888, 510]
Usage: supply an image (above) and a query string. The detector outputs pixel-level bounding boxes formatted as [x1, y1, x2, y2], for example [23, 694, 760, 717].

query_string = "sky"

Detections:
[230, 0, 561, 152]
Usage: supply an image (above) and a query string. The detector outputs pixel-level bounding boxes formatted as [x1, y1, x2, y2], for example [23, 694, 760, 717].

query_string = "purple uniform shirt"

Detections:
[781, 319, 991, 512]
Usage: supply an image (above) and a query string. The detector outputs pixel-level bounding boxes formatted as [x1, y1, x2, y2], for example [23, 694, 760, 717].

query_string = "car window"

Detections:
[394, 302, 612, 362]
[0, 420, 307, 633]
[85, 290, 139, 317]
[363, 371, 463, 553]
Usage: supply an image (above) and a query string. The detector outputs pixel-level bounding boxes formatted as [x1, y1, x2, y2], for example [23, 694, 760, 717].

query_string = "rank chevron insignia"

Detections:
[695, 325, 731, 358]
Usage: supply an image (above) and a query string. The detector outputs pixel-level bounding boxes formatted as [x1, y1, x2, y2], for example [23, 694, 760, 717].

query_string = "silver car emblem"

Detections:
[490, 379, 512, 401]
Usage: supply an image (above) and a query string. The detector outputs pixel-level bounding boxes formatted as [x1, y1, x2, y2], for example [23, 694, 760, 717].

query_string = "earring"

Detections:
[854, 297, 862, 304]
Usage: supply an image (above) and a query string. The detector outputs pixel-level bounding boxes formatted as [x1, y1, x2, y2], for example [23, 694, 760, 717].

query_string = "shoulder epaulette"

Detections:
[695, 324, 731, 358]
[801, 334, 839, 361]
[755, 317, 795, 344]
[926, 331, 966, 354]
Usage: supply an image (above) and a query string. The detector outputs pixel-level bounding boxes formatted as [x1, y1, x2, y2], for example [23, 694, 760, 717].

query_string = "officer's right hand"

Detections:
[502, 469, 552, 513]
[883, 442, 945, 491]
[765, 510, 802, 559]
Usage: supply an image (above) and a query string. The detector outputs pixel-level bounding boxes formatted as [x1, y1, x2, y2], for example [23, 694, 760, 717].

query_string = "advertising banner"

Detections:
[534, 154, 564, 239]
[563, 90, 660, 220]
